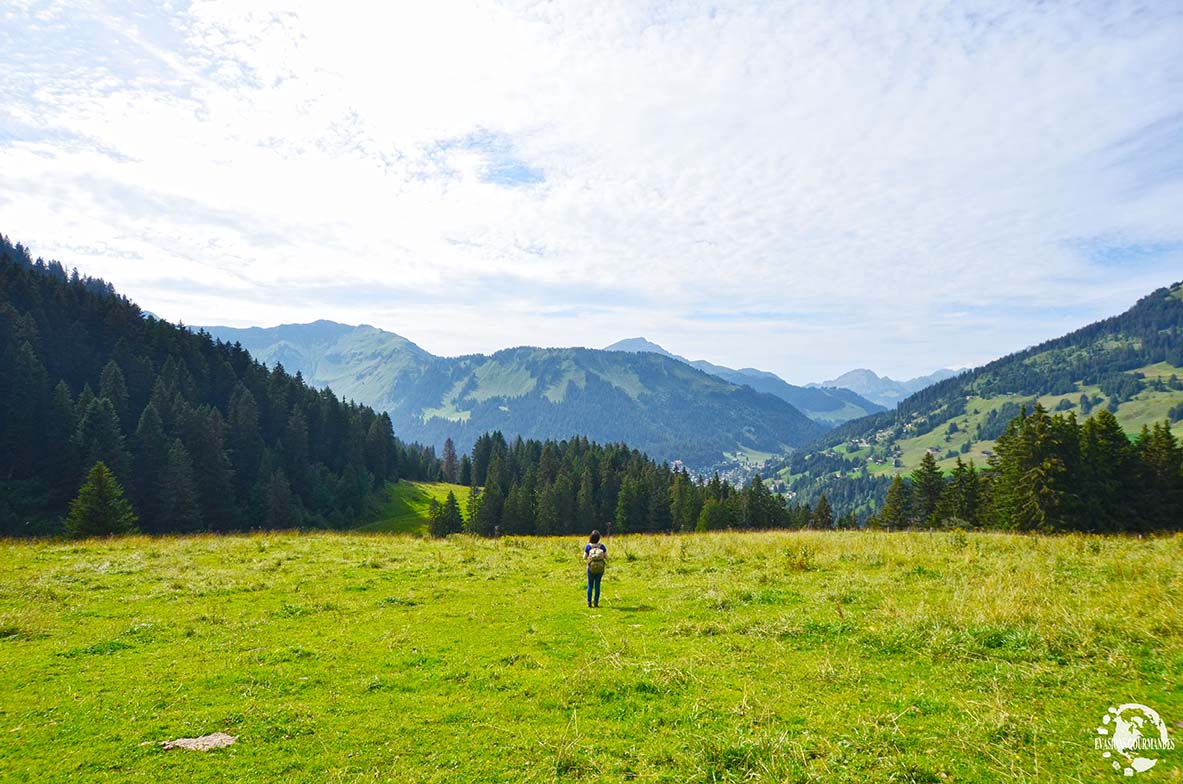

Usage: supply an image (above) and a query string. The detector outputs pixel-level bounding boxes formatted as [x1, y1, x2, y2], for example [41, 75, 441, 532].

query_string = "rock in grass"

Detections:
[161, 733, 237, 751]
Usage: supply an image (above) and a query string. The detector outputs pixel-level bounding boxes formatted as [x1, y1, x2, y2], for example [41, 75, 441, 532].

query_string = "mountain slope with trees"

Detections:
[779, 281, 1183, 519]
[202, 324, 830, 469]
[864, 406, 1182, 532]
[603, 337, 885, 424]
[0, 234, 440, 536]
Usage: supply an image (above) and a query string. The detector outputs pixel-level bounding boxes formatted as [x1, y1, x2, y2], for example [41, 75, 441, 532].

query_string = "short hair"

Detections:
[589, 530, 601, 543]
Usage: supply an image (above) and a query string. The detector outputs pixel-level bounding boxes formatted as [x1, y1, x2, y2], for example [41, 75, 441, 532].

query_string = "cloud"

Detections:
[1, 0, 1182, 381]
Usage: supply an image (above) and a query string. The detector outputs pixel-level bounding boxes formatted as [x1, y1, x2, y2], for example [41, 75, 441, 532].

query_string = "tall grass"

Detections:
[0, 530, 1179, 782]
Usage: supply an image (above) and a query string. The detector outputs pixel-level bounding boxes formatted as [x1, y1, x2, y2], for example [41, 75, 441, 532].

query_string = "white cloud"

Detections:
[1, 0, 1182, 381]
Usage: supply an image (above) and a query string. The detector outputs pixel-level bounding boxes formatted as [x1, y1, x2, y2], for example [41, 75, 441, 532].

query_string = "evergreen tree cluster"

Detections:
[766, 448, 893, 520]
[428, 492, 464, 538]
[0, 234, 440, 535]
[446, 432, 845, 537]
[869, 407, 1183, 532]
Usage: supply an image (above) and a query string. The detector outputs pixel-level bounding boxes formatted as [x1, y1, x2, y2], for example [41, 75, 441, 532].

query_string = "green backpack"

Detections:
[587, 545, 606, 575]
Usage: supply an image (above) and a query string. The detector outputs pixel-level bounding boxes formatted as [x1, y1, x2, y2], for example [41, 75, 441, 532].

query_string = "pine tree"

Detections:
[878, 475, 909, 529]
[669, 470, 701, 532]
[46, 381, 79, 505]
[535, 482, 560, 535]
[99, 360, 130, 431]
[695, 498, 728, 531]
[442, 438, 459, 484]
[576, 468, 597, 531]
[427, 498, 445, 538]
[159, 439, 202, 532]
[935, 457, 980, 526]
[458, 454, 472, 486]
[266, 470, 295, 529]
[471, 434, 494, 486]
[73, 397, 132, 486]
[65, 462, 138, 537]
[473, 451, 506, 535]
[614, 478, 647, 534]
[132, 403, 169, 532]
[1079, 410, 1133, 532]
[810, 494, 834, 530]
[644, 470, 670, 532]
[538, 443, 559, 484]
[75, 384, 96, 424]
[464, 486, 483, 533]
[910, 452, 944, 526]
[282, 406, 310, 494]
[364, 418, 391, 487]
[4, 342, 50, 471]
[227, 384, 264, 497]
[439, 491, 463, 535]
[1135, 421, 1183, 530]
[185, 407, 237, 530]
[502, 483, 535, 534]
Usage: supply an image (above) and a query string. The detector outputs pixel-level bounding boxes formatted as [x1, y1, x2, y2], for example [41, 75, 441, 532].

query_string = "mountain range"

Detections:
[200, 322, 828, 468]
[602, 338, 885, 424]
[809, 368, 961, 408]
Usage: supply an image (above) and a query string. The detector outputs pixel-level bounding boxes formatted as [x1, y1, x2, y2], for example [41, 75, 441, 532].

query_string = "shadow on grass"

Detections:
[605, 604, 657, 612]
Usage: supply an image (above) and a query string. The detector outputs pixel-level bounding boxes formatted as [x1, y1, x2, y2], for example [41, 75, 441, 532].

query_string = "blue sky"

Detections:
[1, 1, 1182, 382]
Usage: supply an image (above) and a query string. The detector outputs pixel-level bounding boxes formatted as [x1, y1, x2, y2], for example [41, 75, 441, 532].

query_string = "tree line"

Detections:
[871, 406, 1182, 532]
[0, 234, 440, 536]
[426, 431, 855, 538]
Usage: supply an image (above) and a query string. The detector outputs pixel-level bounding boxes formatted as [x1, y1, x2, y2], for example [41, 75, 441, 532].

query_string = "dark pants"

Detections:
[587, 570, 603, 605]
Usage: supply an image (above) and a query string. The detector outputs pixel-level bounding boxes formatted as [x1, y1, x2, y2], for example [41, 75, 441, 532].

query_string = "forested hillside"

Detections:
[203, 323, 829, 469]
[780, 281, 1183, 519]
[861, 405, 1182, 532]
[603, 337, 885, 424]
[0, 235, 440, 535]
[434, 432, 841, 537]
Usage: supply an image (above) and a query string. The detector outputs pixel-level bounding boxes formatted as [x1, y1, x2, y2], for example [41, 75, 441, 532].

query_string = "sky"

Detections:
[2, 1, 1182, 384]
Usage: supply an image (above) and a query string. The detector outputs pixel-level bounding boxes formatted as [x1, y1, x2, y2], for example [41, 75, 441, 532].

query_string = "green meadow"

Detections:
[354, 481, 472, 534]
[1, 530, 1181, 782]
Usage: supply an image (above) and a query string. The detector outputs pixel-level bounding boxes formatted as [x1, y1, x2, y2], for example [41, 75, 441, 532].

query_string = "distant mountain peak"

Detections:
[831, 368, 883, 383]
[811, 367, 961, 408]
[603, 337, 678, 358]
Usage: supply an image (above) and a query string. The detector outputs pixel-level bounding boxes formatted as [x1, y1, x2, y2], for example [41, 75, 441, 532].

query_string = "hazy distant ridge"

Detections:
[603, 338, 885, 424]
[809, 368, 960, 408]
[203, 323, 829, 468]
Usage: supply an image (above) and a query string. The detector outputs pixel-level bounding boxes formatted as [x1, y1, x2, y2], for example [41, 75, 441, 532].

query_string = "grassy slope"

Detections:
[1, 531, 1180, 783]
[353, 481, 472, 535]
[812, 362, 1183, 480]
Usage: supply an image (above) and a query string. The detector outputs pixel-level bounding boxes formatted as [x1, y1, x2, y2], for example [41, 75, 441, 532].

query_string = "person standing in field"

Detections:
[584, 530, 607, 608]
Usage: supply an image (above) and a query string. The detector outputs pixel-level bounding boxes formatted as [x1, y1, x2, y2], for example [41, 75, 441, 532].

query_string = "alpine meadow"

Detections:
[4, 2, 1183, 783]
[2, 531, 1181, 783]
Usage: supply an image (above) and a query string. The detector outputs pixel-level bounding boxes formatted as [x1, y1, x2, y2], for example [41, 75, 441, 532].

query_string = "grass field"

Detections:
[352, 481, 471, 534]
[1, 530, 1181, 782]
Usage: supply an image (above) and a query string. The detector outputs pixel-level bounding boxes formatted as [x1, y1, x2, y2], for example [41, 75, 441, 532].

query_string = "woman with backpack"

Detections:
[584, 530, 607, 608]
